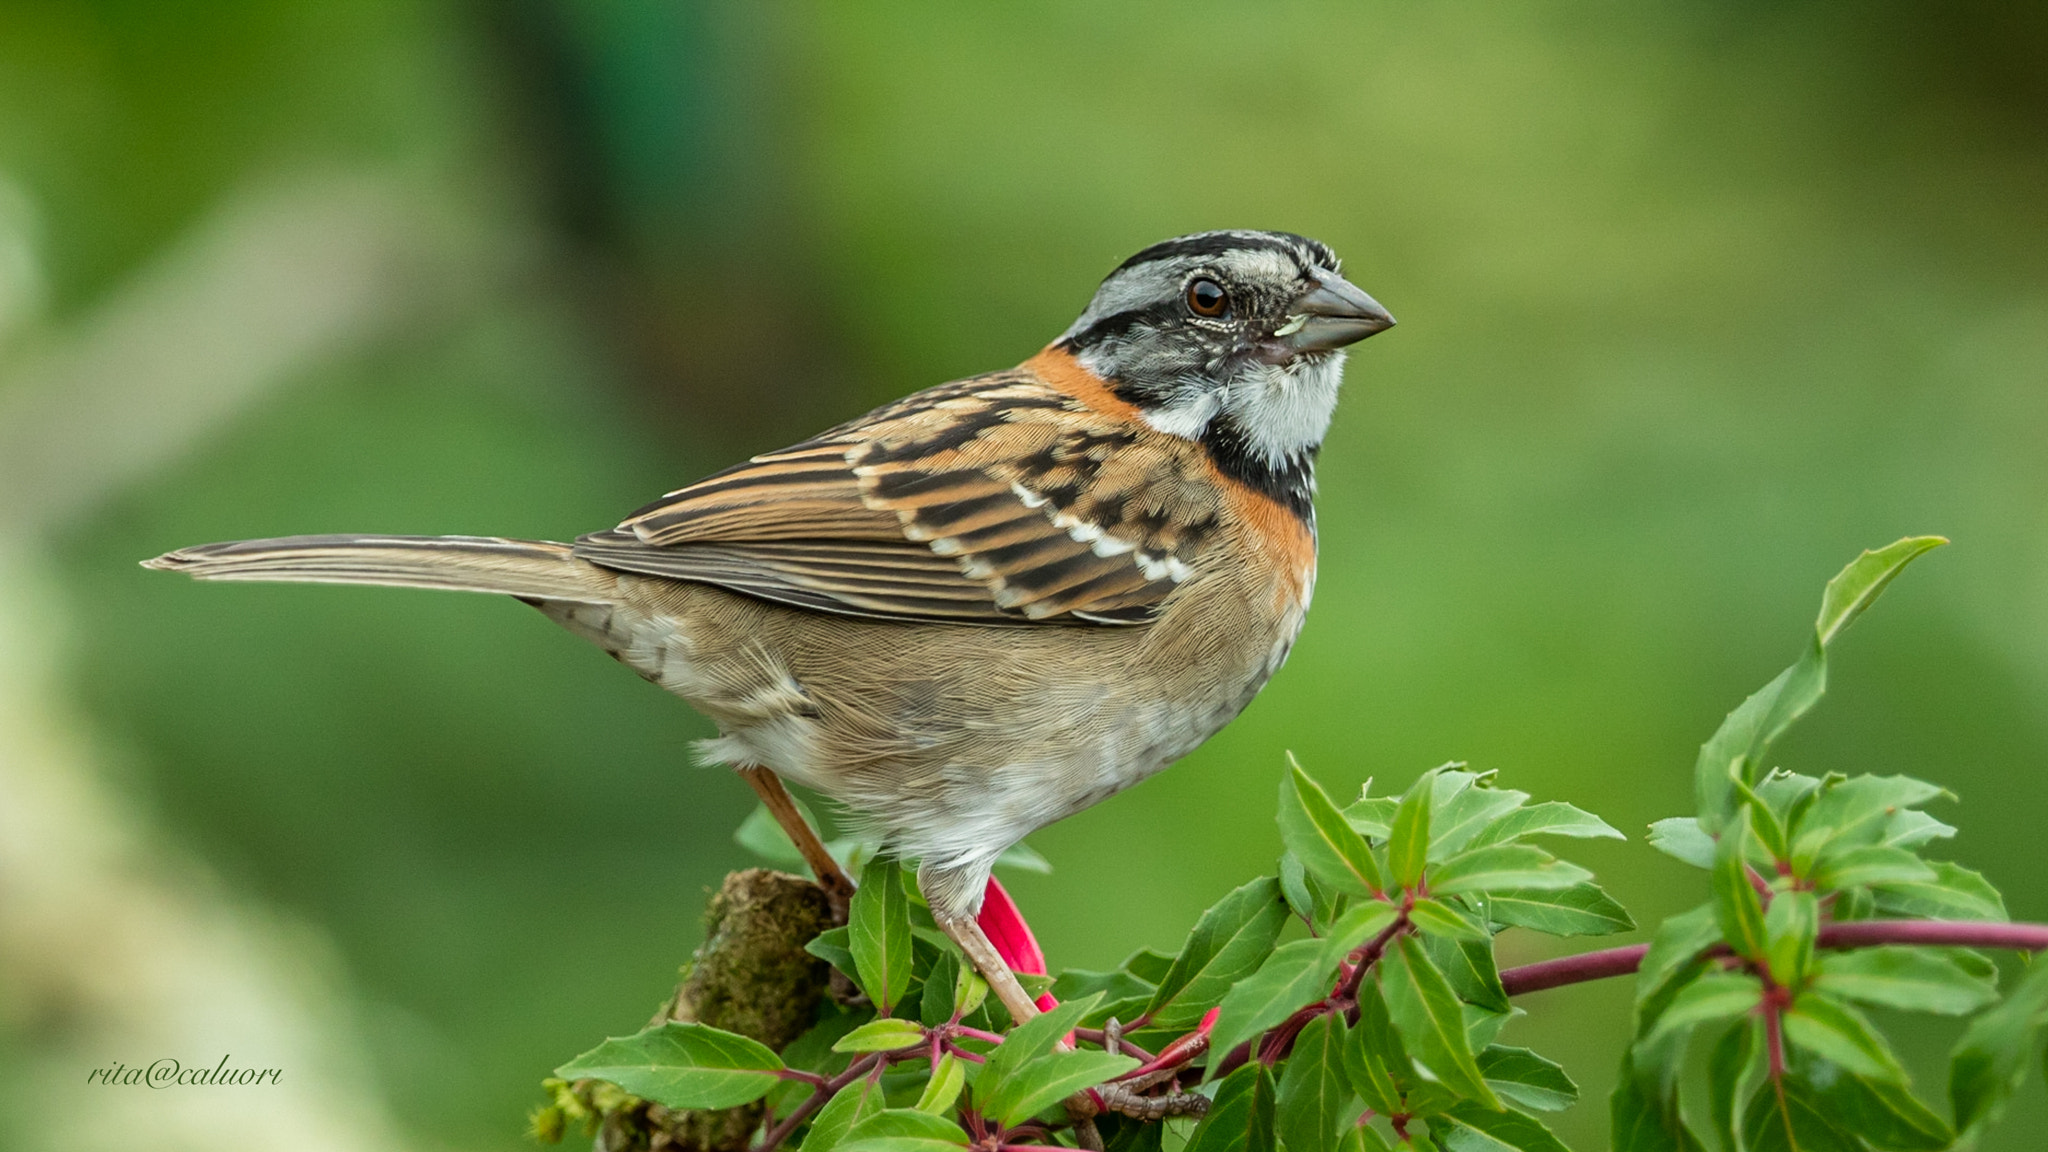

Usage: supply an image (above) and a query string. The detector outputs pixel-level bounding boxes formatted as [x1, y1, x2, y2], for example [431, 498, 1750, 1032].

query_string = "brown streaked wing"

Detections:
[588, 368, 1222, 624]
[620, 444, 903, 545]
[849, 382, 1223, 620]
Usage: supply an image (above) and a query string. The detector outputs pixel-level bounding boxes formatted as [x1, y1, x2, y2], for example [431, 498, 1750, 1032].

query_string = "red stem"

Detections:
[1815, 920, 2048, 951]
[1074, 1026, 1157, 1063]
[1499, 919, 2048, 997]
[1498, 944, 1651, 996]
[751, 1053, 883, 1152]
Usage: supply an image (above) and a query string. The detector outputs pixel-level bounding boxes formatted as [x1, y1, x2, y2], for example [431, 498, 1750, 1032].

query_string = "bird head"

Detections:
[1054, 230, 1393, 514]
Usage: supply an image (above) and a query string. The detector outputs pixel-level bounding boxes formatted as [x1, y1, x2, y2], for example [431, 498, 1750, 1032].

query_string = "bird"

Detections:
[144, 229, 1394, 1023]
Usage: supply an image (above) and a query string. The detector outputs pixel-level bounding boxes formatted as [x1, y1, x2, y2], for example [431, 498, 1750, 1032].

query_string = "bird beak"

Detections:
[1270, 270, 1395, 356]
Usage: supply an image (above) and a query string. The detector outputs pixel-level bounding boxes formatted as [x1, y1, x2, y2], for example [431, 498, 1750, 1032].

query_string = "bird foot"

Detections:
[932, 910, 1042, 1024]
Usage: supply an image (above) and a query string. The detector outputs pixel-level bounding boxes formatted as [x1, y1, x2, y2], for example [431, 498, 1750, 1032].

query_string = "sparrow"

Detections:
[145, 230, 1394, 1022]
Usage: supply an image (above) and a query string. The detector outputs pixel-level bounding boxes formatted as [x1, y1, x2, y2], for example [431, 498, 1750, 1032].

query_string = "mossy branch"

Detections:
[538, 869, 835, 1151]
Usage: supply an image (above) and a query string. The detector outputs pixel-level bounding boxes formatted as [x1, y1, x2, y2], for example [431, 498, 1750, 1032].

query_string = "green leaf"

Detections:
[1305, 867, 1351, 933]
[1783, 993, 1907, 1084]
[1209, 939, 1340, 1071]
[1711, 808, 1768, 961]
[995, 840, 1054, 875]
[1344, 795, 1400, 841]
[1280, 852, 1317, 924]
[807, 927, 859, 982]
[1645, 818, 1715, 869]
[1344, 983, 1409, 1114]
[1463, 1003, 1514, 1054]
[1758, 771, 1824, 834]
[1871, 861, 2008, 922]
[1638, 972, 1763, 1055]
[1478, 1046, 1576, 1112]
[1763, 889, 1818, 988]
[1815, 537, 1947, 647]
[801, 1077, 885, 1152]
[1428, 1103, 1571, 1152]
[1746, 794, 1794, 865]
[1430, 845, 1589, 897]
[983, 1048, 1138, 1127]
[1634, 904, 1722, 1032]
[838, 1109, 972, 1152]
[1325, 901, 1403, 954]
[1705, 1019, 1759, 1152]
[1410, 897, 1489, 942]
[1277, 1014, 1351, 1152]
[1186, 1063, 1278, 1152]
[1795, 1051, 1952, 1152]
[1122, 948, 1177, 986]
[1881, 809, 1955, 851]
[1695, 539, 1943, 835]
[1483, 882, 1636, 936]
[1471, 801, 1624, 848]
[954, 960, 988, 1020]
[849, 856, 913, 1014]
[1950, 955, 2048, 1135]
[555, 1021, 784, 1110]
[1695, 654, 1819, 836]
[978, 993, 1099, 1095]
[1740, 1080, 1859, 1152]
[1341, 1124, 1395, 1152]
[1610, 1049, 1706, 1152]
[1102, 1115, 1165, 1152]
[1792, 775, 1950, 868]
[834, 1018, 927, 1053]
[736, 801, 811, 872]
[1425, 934, 1510, 1014]
[768, 1004, 862, 1113]
[915, 1053, 966, 1114]
[1810, 846, 1935, 891]
[1388, 771, 1437, 891]
[1815, 947, 1999, 1016]
[1049, 966, 1152, 1006]
[920, 952, 960, 1029]
[1379, 934, 1499, 1108]
[1146, 877, 1291, 1030]
[1428, 780, 1529, 860]
[1283, 758, 1387, 897]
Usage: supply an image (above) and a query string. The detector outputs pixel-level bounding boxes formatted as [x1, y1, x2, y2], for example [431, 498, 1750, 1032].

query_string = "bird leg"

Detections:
[737, 766, 855, 922]
[931, 910, 1042, 1024]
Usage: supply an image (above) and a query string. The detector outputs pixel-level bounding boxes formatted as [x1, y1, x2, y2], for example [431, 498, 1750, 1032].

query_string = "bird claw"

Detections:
[1092, 1083, 1211, 1121]
[1089, 1017, 1209, 1121]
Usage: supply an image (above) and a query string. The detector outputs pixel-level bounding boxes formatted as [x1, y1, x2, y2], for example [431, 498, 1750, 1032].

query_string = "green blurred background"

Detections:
[2, 2, 2045, 1149]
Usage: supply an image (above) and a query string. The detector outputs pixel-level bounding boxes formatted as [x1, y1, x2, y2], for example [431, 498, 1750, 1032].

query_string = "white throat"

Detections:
[1215, 351, 1347, 463]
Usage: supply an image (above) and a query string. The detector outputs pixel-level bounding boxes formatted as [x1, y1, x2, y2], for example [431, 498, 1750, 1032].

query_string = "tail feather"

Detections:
[143, 534, 611, 603]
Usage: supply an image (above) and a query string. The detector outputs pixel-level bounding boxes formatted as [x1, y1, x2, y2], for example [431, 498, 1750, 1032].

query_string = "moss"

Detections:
[546, 869, 834, 1152]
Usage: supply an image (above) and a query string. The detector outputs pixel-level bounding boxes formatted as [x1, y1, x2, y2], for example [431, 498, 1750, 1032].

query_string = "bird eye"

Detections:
[1186, 278, 1228, 318]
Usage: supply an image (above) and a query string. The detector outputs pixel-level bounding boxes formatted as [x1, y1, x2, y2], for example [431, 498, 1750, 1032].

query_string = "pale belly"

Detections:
[540, 563, 1309, 909]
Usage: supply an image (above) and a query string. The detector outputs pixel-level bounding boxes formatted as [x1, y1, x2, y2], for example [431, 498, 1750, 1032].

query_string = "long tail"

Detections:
[142, 534, 613, 603]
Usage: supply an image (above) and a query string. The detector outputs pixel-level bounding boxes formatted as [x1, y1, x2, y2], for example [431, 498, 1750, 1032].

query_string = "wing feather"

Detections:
[580, 367, 1224, 625]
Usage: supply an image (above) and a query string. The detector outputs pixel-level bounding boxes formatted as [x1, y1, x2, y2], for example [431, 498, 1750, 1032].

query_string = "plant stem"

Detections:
[1498, 919, 2048, 997]
[1498, 944, 1650, 996]
[751, 1052, 882, 1152]
[738, 767, 855, 920]
[1075, 1025, 1157, 1063]
[1815, 920, 2048, 951]
[1333, 914, 1410, 1003]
